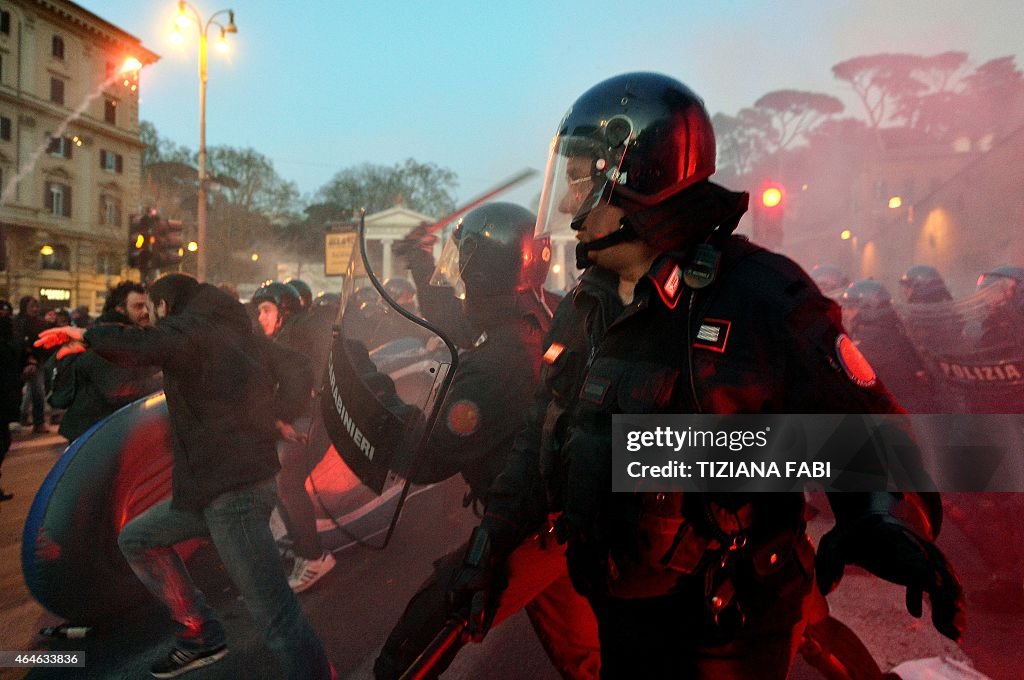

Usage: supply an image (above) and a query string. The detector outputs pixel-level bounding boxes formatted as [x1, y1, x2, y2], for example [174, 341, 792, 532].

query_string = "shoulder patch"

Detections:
[647, 259, 684, 310]
[543, 341, 566, 365]
[835, 333, 877, 387]
[446, 399, 481, 437]
[693, 318, 731, 353]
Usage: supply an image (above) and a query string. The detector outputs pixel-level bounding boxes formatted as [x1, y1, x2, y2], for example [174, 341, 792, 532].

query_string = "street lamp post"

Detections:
[174, 1, 237, 282]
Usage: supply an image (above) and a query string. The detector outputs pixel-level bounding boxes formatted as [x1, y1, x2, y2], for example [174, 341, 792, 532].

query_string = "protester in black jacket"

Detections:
[36, 273, 331, 680]
[49, 282, 162, 442]
[252, 280, 337, 593]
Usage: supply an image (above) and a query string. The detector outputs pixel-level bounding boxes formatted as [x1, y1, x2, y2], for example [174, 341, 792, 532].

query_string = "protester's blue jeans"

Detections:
[118, 480, 332, 680]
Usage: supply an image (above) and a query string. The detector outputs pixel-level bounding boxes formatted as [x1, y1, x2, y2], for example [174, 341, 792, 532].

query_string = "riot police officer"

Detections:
[840, 279, 944, 413]
[975, 265, 1024, 355]
[453, 73, 964, 679]
[374, 203, 599, 679]
[809, 263, 849, 297]
[899, 265, 953, 304]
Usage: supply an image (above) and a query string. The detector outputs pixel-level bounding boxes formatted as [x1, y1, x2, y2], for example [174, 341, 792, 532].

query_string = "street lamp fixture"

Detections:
[187, 240, 199, 252]
[172, 1, 238, 282]
[121, 57, 143, 74]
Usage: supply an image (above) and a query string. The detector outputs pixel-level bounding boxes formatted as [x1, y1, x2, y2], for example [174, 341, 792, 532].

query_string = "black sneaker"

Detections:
[150, 645, 227, 678]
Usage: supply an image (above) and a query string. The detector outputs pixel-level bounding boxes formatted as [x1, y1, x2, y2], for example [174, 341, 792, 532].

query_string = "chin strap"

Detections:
[572, 182, 750, 270]
[573, 222, 638, 269]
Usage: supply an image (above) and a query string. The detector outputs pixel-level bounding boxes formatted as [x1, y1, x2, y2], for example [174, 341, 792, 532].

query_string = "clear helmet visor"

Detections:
[534, 117, 633, 242]
[427, 228, 467, 299]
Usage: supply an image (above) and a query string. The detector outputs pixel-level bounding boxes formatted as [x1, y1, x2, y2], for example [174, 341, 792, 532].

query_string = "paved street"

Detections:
[0, 429, 1017, 679]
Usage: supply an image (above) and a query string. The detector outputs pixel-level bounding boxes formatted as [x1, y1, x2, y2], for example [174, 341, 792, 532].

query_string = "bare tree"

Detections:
[712, 108, 772, 178]
[832, 53, 925, 129]
[754, 90, 844, 152]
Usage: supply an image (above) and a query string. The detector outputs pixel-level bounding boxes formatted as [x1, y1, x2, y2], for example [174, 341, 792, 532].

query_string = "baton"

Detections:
[398, 619, 469, 680]
[422, 168, 537, 236]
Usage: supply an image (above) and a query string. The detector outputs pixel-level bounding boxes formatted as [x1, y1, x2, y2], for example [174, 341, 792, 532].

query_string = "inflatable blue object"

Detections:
[22, 392, 175, 625]
[21, 388, 422, 625]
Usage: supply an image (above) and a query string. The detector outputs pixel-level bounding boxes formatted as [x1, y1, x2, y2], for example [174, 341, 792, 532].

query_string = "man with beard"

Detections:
[49, 281, 162, 442]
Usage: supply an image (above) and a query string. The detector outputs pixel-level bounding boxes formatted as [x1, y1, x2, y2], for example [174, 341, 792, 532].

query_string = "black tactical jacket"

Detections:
[485, 236, 932, 589]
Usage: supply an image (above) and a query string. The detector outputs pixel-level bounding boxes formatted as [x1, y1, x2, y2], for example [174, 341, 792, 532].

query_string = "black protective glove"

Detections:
[392, 222, 437, 260]
[816, 515, 965, 642]
[447, 526, 508, 642]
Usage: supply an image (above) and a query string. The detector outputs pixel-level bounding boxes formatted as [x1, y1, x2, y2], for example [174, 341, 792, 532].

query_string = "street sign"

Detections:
[325, 231, 356, 276]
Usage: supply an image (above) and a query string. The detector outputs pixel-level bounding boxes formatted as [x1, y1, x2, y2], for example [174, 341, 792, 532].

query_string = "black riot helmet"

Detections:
[314, 292, 341, 308]
[900, 265, 952, 303]
[432, 202, 550, 294]
[810, 264, 850, 294]
[284, 278, 313, 308]
[536, 72, 734, 263]
[251, 281, 302, 320]
[840, 279, 896, 327]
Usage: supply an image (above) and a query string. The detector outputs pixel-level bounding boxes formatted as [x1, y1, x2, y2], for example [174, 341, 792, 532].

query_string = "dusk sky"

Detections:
[79, 1, 1023, 208]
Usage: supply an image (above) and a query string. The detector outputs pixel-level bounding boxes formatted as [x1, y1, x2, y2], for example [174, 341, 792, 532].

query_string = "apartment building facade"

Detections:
[0, 0, 157, 312]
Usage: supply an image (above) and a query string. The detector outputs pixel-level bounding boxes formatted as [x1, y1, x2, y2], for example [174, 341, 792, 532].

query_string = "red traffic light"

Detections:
[761, 184, 783, 208]
[752, 181, 785, 249]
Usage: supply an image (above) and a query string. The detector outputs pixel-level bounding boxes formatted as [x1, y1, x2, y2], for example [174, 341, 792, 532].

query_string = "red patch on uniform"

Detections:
[835, 334, 877, 387]
[446, 399, 481, 436]
[543, 342, 566, 365]
[663, 265, 681, 298]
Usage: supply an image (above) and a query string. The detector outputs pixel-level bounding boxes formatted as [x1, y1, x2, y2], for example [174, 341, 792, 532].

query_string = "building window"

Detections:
[49, 77, 65, 105]
[104, 98, 116, 125]
[100, 149, 123, 173]
[40, 244, 71, 271]
[0, 11, 10, 36]
[51, 36, 64, 60]
[44, 182, 72, 217]
[100, 194, 122, 226]
[95, 251, 118, 275]
[47, 135, 73, 159]
[0, 116, 10, 141]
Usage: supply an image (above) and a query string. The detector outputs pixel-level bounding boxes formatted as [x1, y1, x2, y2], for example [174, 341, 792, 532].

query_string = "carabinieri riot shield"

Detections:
[320, 212, 458, 545]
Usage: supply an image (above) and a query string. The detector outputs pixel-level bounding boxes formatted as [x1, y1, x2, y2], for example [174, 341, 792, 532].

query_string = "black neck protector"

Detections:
[573, 181, 749, 269]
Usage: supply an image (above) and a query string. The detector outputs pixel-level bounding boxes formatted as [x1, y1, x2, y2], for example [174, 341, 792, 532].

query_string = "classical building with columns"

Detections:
[0, 0, 157, 311]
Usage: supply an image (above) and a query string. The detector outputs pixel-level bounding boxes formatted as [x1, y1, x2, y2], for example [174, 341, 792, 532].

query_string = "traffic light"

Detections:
[150, 219, 185, 269]
[127, 210, 157, 273]
[752, 180, 785, 248]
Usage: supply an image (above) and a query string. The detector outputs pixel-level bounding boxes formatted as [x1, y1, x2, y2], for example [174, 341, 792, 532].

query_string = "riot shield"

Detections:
[320, 212, 458, 546]
[899, 279, 1024, 402]
[898, 281, 1024, 489]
